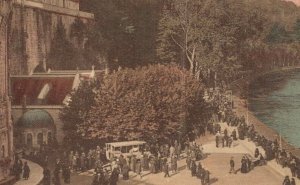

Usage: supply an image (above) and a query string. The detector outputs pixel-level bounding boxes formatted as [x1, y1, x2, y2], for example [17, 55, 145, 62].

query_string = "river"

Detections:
[249, 69, 300, 148]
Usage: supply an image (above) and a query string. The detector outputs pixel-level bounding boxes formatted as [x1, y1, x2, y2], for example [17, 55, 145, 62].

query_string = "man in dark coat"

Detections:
[229, 157, 235, 174]
[43, 167, 51, 185]
[163, 159, 170, 178]
[110, 167, 119, 185]
[23, 162, 30, 180]
[241, 156, 247, 173]
[122, 163, 130, 180]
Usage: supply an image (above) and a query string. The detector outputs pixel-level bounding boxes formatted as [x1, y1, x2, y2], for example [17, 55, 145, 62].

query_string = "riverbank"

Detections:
[233, 95, 300, 157]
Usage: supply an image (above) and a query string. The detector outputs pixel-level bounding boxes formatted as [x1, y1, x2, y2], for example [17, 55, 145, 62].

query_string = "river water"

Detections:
[249, 69, 300, 148]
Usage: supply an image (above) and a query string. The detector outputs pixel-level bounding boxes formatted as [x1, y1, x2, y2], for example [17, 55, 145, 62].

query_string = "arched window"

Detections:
[37, 133, 43, 145]
[47, 132, 52, 144]
[27, 133, 33, 147]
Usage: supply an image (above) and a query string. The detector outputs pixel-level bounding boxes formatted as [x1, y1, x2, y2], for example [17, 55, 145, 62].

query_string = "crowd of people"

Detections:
[218, 109, 300, 184]
[9, 87, 300, 185]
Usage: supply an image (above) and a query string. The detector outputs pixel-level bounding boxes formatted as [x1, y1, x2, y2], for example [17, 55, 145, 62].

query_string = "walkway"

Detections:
[14, 160, 43, 185]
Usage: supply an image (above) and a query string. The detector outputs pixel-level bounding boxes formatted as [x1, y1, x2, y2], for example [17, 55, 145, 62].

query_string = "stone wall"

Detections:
[9, 1, 93, 75]
[31, 0, 79, 10]
[0, 1, 14, 181]
[12, 105, 65, 144]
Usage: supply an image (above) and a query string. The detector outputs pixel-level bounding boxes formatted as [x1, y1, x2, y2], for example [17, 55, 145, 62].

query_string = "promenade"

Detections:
[116, 137, 283, 185]
[22, 122, 299, 185]
[14, 160, 43, 185]
[117, 122, 300, 185]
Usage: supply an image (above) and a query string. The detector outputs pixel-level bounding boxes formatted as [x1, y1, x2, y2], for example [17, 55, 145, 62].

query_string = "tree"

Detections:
[266, 22, 291, 43]
[61, 64, 208, 145]
[156, 0, 266, 86]
[293, 18, 300, 41]
[47, 19, 84, 70]
[60, 80, 100, 147]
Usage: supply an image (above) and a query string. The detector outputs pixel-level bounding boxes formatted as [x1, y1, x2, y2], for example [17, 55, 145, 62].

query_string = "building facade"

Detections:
[0, 0, 14, 181]
[11, 69, 99, 149]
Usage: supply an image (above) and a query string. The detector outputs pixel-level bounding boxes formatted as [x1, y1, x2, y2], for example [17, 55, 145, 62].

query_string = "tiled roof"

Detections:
[17, 109, 54, 128]
[11, 76, 75, 105]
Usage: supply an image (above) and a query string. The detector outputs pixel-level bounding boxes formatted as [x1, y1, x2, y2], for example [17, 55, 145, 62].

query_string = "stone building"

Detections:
[8, 0, 94, 75]
[0, 0, 14, 181]
[11, 69, 99, 149]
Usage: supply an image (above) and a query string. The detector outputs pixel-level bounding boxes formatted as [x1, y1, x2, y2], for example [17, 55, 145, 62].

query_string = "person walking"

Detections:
[163, 158, 170, 178]
[229, 157, 235, 174]
[23, 162, 30, 180]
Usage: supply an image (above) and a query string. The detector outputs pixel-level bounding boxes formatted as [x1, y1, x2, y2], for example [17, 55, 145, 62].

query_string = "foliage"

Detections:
[60, 80, 100, 146]
[266, 22, 292, 43]
[156, 0, 266, 86]
[61, 64, 208, 144]
[81, 0, 162, 70]
[47, 20, 84, 70]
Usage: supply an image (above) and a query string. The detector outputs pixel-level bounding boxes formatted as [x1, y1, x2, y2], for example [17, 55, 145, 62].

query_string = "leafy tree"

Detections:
[156, 0, 266, 86]
[266, 22, 291, 43]
[61, 64, 208, 145]
[60, 80, 100, 146]
[81, 0, 162, 70]
[47, 19, 84, 70]
[293, 18, 300, 41]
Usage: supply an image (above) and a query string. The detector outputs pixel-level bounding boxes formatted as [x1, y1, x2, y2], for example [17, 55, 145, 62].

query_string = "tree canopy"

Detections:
[60, 64, 209, 145]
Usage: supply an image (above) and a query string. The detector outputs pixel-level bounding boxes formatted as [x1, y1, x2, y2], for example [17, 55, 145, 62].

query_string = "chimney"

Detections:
[22, 95, 27, 114]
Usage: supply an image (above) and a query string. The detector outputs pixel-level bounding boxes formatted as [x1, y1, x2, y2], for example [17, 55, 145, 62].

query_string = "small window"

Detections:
[27, 133, 33, 147]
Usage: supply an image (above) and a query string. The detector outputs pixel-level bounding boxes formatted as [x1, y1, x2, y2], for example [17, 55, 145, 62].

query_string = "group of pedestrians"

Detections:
[185, 141, 210, 185]
[11, 158, 30, 181]
[223, 110, 300, 184]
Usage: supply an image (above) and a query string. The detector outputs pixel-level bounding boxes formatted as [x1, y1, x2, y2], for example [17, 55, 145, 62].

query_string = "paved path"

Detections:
[14, 160, 43, 185]
[33, 122, 299, 185]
